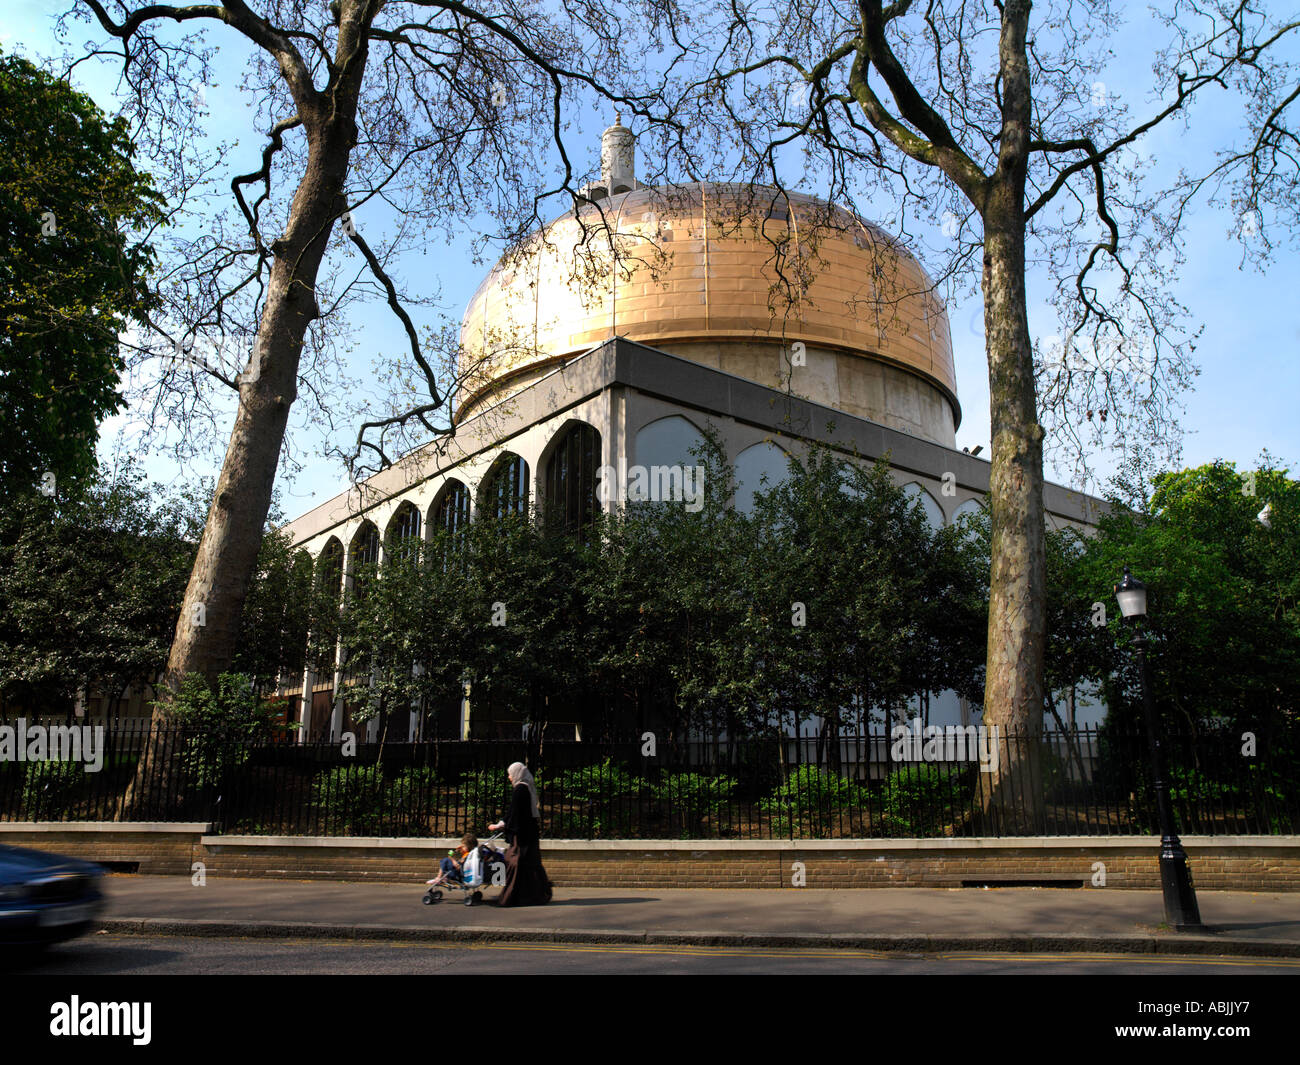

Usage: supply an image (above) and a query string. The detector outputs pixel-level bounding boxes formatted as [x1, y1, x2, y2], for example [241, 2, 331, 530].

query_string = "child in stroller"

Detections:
[427, 834, 478, 888]
[423, 834, 506, 906]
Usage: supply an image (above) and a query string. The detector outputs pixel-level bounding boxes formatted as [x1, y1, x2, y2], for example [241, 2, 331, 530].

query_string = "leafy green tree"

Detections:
[582, 502, 696, 741]
[0, 460, 311, 715]
[739, 449, 902, 745]
[332, 510, 595, 749]
[589, 429, 748, 743]
[335, 544, 429, 746]
[169, 671, 289, 789]
[459, 511, 594, 745]
[305, 543, 345, 680]
[725, 444, 986, 766]
[231, 530, 313, 694]
[1075, 459, 1300, 741]
[893, 493, 989, 725]
[0, 51, 163, 497]
[0, 460, 199, 713]
[405, 528, 482, 737]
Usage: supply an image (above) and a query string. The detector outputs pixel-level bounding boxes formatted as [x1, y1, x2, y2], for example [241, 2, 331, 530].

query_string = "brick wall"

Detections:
[0, 824, 204, 876]
[196, 842, 448, 882]
[538, 844, 1300, 890]
[4, 826, 1297, 890]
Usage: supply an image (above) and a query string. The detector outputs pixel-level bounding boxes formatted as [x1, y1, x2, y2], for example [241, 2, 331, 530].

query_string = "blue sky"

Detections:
[6, 1, 1297, 518]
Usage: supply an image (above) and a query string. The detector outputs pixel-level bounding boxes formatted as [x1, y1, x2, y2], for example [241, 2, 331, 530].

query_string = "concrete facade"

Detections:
[280, 337, 1109, 739]
[284, 336, 1104, 555]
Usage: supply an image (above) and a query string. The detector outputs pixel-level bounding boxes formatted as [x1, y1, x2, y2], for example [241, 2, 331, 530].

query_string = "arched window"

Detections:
[309, 538, 345, 674]
[543, 422, 601, 535]
[349, 522, 380, 597]
[385, 502, 422, 563]
[901, 482, 944, 530]
[431, 480, 471, 536]
[635, 415, 705, 471]
[315, 538, 344, 602]
[480, 453, 530, 519]
[734, 441, 792, 514]
[951, 498, 985, 540]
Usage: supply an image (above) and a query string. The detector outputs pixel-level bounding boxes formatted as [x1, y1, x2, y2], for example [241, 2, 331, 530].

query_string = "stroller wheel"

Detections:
[423, 890, 442, 904]
[468, 890, 482, 906]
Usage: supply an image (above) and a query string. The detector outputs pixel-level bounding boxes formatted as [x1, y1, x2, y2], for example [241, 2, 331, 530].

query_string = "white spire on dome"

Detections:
[600, 115, 636, 195]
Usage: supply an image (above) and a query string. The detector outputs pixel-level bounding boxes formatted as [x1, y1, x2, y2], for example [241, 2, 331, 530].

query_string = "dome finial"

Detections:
[601, 117, 635, 194]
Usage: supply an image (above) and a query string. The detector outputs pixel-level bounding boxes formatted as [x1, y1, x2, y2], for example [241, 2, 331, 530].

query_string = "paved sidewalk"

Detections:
[96, 875, 1300, 957]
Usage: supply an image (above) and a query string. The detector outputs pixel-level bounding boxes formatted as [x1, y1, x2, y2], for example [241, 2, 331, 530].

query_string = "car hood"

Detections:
[0, 844, 103, 885]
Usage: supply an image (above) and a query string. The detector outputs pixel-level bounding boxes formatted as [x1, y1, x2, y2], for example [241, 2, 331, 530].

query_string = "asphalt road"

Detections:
[6, 933, 1299, 975]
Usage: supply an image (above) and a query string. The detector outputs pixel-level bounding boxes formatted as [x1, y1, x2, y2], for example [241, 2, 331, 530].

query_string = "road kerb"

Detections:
[89, 918, 1300, 959]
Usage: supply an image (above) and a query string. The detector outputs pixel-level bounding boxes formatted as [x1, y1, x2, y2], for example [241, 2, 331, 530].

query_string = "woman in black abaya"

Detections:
[488, 762, 552, 906]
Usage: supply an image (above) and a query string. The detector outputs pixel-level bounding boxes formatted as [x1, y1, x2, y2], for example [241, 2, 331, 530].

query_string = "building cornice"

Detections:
[281, 337, 1107, 547]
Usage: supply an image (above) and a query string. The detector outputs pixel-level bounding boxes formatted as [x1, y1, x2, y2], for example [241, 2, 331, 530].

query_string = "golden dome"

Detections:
[458, 182, 959, 442]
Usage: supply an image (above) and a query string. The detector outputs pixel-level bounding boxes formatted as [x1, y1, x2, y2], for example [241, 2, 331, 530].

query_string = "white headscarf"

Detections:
[508, 762, 540, 819]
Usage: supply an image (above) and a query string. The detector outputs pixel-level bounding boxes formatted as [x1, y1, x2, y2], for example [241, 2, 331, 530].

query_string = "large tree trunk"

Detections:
[979, 197, 1048, 831]
[128, 118, 361, 813]
[165, 136, 354, 689]
[977, 0, 1048, 834]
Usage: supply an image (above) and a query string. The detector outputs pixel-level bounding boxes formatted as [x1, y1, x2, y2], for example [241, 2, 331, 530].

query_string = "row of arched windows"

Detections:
[312, 422, 601, 595]
[310, 415, 986, 596]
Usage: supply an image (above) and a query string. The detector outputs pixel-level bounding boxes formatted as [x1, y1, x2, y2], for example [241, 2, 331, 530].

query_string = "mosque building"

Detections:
[279, 119, 1106, 742]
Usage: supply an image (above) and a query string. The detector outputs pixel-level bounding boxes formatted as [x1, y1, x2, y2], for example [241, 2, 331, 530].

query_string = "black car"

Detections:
[0, 845, 105, 947]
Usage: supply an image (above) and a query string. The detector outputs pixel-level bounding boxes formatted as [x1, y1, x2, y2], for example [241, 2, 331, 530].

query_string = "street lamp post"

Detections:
[1114, 566, 1203, 931]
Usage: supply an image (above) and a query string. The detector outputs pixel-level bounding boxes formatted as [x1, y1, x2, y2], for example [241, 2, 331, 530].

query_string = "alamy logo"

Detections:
[0, 719, 105, 773]
[596, 459, 704, 511]
[50, 997, 151, 1045]
[890, 718, 1001, 773]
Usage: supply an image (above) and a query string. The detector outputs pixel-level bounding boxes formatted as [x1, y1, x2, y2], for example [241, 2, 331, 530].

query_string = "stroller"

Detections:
[422, 835, 506, 907]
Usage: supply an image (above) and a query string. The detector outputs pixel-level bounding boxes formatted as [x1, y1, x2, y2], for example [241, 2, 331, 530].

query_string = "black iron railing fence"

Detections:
[0, 720, 1295, 838]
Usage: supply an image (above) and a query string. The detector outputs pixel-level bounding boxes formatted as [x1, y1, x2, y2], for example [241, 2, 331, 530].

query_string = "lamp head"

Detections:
[1114, 565, 1147, 622]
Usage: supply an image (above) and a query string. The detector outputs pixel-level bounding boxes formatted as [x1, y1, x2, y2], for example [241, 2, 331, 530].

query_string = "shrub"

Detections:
[1167, 765, 1233, 803]
[21, 759, 86, 818]
[651, 771, 738, 836]
[542, 759, 641, 838]
[456, 769, 511, 836]
[385, 766, 441, 834]
[169, 672, 290, 792]
[729, 734, 785, 796]
[392, 765, 439, 803]
[311, 764, 388, 834]
[760, 765, 867, 836]
[881, 763, 973, 836]
[1165, 764, 1293, 833]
